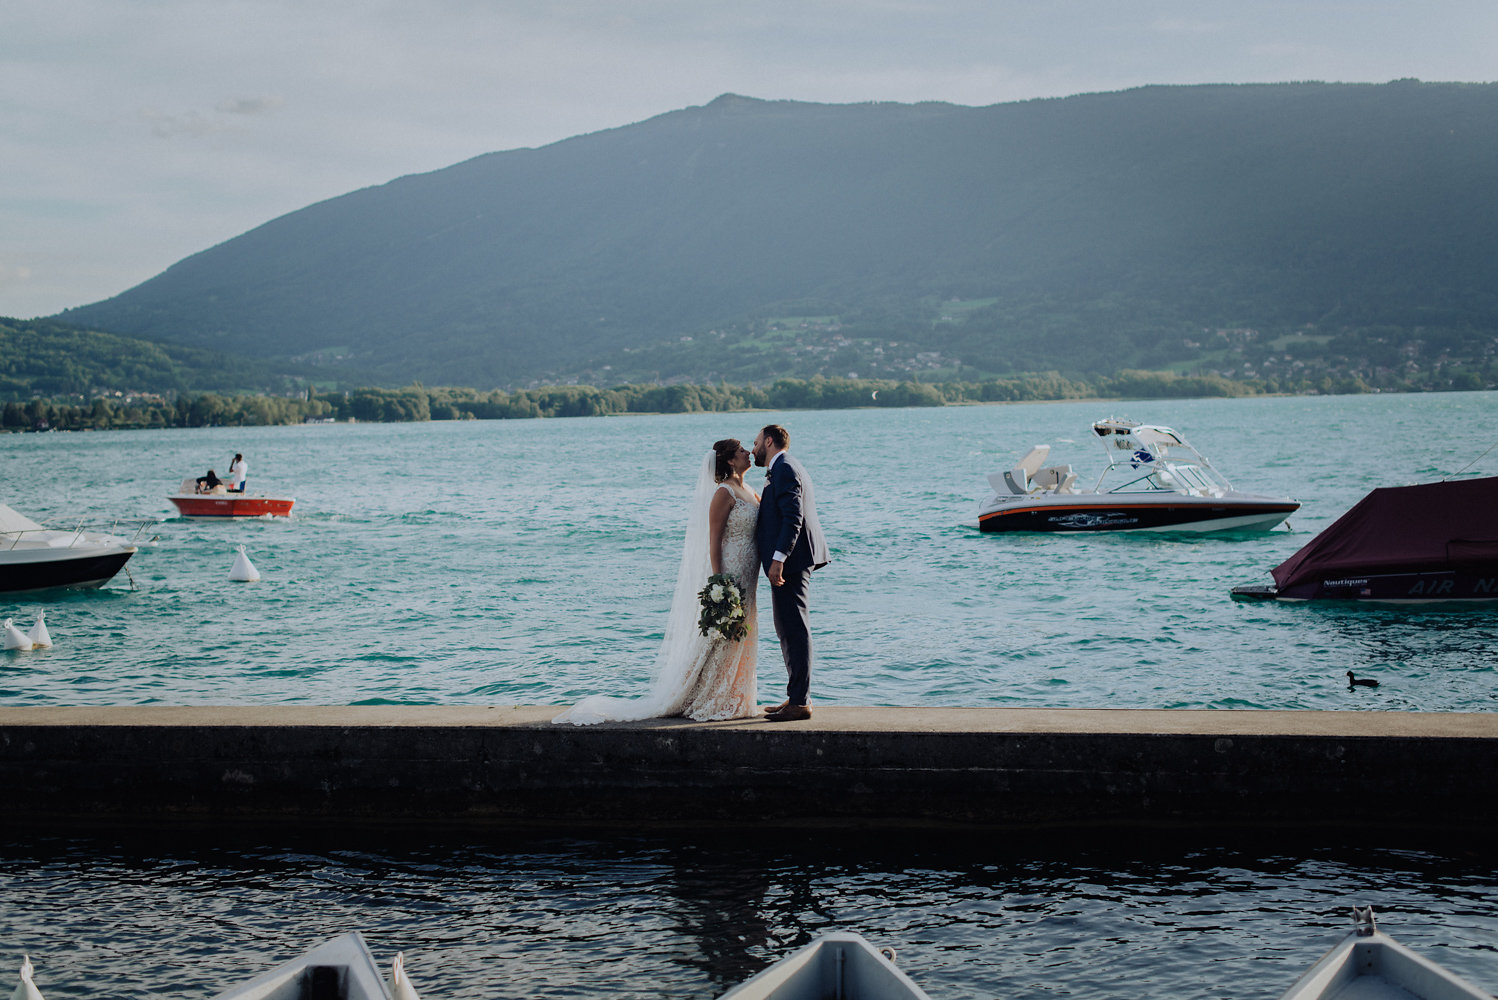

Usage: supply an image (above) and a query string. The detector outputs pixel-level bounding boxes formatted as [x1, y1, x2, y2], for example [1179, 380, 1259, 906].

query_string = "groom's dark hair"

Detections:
[761, 424, 789, 449]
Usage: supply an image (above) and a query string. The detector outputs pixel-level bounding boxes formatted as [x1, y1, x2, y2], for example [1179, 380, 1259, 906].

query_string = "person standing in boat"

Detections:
[229, 453, 248, 493]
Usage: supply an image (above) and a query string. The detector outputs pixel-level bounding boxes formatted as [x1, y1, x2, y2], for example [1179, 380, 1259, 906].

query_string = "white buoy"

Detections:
[4, 618, 33, 651]
[14, 955, 45, 1000]
[229, 545, 261, 582]
[27, 611, 52, 648]
[388, 952, 422, 1000]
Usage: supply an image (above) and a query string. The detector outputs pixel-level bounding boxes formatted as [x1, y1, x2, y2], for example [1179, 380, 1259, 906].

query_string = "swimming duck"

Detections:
[1347, 670, 1379, 688]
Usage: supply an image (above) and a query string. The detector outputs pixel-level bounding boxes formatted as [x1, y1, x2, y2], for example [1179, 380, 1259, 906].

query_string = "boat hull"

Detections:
[1234, 565, 1498, 601]
[169, 495, 294, 518]
[0, 547, 136, 593]
[720, 933, 933, 1000]
[210, 932, 388, 1000]
[1277, 924, 1492, 1000]
[978, 495, 1299, 533]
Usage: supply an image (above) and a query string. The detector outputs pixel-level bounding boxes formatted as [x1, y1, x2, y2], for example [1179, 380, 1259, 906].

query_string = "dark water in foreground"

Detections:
[3, 830, 1496, 999]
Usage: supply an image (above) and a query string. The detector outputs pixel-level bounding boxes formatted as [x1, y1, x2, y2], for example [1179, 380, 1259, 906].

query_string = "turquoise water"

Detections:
[4, 391, 1498, 710]
[4, 392, 1498, 999]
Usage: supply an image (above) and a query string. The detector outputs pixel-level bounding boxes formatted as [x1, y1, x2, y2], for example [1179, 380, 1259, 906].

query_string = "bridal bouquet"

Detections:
[697, 573, 749, 641]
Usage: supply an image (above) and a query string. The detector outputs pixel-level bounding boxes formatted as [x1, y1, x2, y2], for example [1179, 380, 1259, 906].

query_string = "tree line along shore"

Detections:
[0, 368, 1446, 432]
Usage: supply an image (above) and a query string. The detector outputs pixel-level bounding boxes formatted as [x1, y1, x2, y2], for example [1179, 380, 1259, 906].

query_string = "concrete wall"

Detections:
[2, 706, 1495, 832]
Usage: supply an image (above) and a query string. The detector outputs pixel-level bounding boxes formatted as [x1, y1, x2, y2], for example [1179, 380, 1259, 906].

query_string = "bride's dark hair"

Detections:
[712, 438, 741, 482]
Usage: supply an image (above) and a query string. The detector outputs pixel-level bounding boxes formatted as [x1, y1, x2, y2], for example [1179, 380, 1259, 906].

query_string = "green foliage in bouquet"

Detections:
[697, 572, 749, 641]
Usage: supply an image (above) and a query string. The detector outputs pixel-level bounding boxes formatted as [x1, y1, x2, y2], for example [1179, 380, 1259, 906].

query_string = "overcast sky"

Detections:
[3, 0, 1494, 319]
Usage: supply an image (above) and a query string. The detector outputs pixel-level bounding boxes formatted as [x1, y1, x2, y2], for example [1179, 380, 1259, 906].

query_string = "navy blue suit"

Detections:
[756, 452, 829, 705]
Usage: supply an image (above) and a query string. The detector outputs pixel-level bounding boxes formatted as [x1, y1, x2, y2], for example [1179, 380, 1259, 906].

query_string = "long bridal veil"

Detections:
[553, 451, 720, 724]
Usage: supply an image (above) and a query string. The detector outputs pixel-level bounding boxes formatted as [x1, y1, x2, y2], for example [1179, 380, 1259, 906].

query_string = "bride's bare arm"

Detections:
[708, 487, 734, 575]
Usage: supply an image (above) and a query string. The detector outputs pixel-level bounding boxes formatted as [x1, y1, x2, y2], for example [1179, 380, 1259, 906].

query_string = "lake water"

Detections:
[3, 391, 1498, 710]
[3, 829, 1497, 999]
[3, 392, 1498, 997]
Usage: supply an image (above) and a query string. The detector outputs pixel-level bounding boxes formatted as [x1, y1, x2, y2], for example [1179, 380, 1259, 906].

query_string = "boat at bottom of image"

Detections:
[977, 418, 1300, 533]
[7, 911, 1491, 1000]
[167, 477, 295, 518]
[719, 932, 933, 1000]
[1275, 907, 1493, 1000]
[1233, 475, 1498, 601]
[0, 503, 142, 593]
[209, 931, 420, 1000]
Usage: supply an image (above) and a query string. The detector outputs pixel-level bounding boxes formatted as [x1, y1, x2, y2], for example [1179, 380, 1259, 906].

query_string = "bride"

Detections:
[553, 438, 761, 724]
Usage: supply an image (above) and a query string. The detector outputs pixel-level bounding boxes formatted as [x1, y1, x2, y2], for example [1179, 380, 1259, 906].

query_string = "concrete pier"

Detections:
[2, 706, 1495, 832]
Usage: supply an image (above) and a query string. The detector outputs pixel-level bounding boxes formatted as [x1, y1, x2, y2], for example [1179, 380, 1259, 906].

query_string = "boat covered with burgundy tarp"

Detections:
[1233, 475, 1498, 600]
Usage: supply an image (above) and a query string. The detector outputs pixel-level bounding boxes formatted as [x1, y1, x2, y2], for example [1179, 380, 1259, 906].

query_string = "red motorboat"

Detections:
[168, 477, 295, 518]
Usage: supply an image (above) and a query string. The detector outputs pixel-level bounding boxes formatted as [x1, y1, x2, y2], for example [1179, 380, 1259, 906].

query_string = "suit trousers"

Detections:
[769, 566, 813, 705]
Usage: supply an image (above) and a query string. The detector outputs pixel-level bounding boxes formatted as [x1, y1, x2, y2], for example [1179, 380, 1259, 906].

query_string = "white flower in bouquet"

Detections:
[697, 572, 749, 641]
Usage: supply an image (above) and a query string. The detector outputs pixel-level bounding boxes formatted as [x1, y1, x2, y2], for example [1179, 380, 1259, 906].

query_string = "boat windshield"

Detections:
[1090, 420, 1234, 496]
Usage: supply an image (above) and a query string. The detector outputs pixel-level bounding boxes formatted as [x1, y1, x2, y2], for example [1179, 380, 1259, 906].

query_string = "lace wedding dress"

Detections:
[553, 454, 759, 725]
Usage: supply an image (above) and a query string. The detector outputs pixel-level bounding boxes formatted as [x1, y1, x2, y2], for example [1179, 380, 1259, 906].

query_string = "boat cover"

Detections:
[1273, 476, 1498, 591]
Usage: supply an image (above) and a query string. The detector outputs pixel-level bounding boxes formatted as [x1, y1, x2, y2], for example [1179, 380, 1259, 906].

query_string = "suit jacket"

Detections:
[756, 452, 830, 574]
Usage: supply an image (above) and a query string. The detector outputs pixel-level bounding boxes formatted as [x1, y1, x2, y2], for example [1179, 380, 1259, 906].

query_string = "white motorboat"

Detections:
[1277, 907, 1493, 1000]
[978, 418, 1300, 533]
[719, 933, 933, 1000]
[0, 503, 142, 593]
[210, 932, 392, 1000]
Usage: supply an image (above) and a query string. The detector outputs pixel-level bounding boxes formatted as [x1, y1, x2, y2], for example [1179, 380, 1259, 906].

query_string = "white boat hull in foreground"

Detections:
[211, 933, 391, 1000]
[1278, 909, 1492, 1000]
[719, 933, 933, 1000]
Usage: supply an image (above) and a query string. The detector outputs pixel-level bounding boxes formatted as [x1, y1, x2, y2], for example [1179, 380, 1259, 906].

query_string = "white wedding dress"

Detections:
[553, 453, 759, 725]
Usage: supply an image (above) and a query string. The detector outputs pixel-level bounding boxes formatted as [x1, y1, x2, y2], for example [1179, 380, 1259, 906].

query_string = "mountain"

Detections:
[57, 82, 1498, 389]
[0, 315, 312, 400]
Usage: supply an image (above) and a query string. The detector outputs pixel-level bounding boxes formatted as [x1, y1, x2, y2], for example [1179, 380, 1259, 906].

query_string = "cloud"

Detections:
[139, 107, 221, 139]
[216, 96, 286, 116]
[137, 96, 283, 140]
[0, 263, 35, 285]
[1152, 17, 1224, 36]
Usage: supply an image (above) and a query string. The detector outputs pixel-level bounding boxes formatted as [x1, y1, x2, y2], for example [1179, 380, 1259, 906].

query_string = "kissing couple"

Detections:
[554, 423, 830, 725]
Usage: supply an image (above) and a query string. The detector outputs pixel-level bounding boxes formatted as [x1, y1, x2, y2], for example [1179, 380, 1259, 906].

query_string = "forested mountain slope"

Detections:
[58, 82, 1498, 388]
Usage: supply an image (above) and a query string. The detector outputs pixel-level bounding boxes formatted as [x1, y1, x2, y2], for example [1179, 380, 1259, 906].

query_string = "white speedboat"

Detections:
[977, 418, 1300, 533]
[0, 503, 141, 593]
[210, 932, 392, 1000]
[719, 933, 933, 1000]
[1277, 907, 1492, 1000]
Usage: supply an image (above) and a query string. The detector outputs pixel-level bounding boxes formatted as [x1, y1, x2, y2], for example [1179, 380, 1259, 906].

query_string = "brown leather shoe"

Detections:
[763, 701, 789, 716]
[765, 704, 811, 722]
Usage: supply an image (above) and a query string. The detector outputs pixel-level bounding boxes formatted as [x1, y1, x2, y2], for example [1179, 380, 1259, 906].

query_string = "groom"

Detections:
[753, 424, 830, 722]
